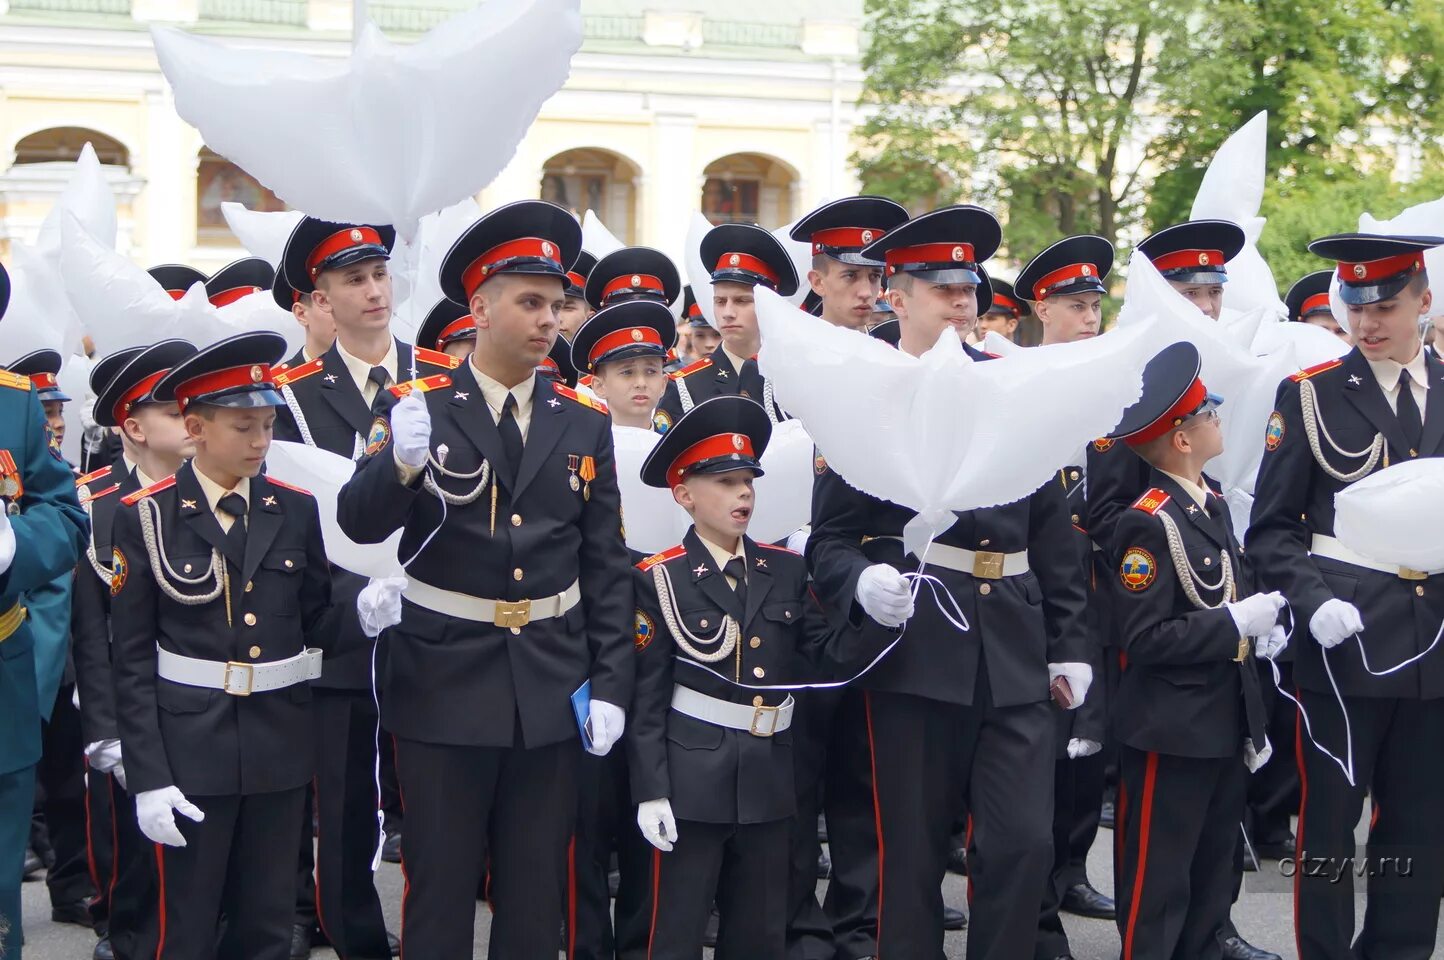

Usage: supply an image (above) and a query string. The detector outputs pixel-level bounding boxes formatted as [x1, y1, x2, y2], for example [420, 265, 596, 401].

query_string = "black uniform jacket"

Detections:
[111, 463, 333, 796]
[655, 345, 783, 427]
[628, 530, 834, 824]
[1112, 471, 1258, 759]
[336, 364, 634, 750]
[1248, 348, 1444, 699]
[1057, 464, 1108, 746]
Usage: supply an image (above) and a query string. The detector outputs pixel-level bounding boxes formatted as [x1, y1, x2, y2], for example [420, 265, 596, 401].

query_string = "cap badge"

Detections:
[630, 328, 644, 342]
[1353, 263, 1367, 279]
[732, 433, 745, 451]
[1198, 252, 1210, 266]
[631, 274, 642, 287]
[951, 246, 965, 261]
[542, 241, 554, 257]
[862, 229, 874, 243]
[1081, 264, 1092, 276]
[729, 254, 741, 267]
[249, 365, 264, 383]
[349, 229, 363, 242]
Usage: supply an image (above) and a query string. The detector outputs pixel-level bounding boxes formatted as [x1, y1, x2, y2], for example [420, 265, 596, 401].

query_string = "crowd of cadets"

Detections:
[0, 191, 1440, 960]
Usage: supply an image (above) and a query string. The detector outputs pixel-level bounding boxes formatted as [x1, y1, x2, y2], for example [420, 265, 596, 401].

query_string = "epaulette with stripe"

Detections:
[273, 358, 324, 387]
[387, 374, 453, 399]
[757, 542, 800, 555]
[121, 474, 177, 506]
[79, 482, 121, 507]
[264, 477, 314, 497]
[636, 544, 686, 570]
[552, 383, 609, 415]
[0, 370, 33, 391]
[76, 464, 114, 486]
[415, 346, 464, 370]
[1130, 488, 1171, 515]
[669, 357, 712, 380]
[1288, 358, 1343, 382]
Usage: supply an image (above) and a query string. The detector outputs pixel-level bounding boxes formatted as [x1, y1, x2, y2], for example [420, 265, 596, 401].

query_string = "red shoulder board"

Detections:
[982, 351, 1002, 359]
[273, 357, 324, 387]
[79, 483, 121, 506]
[388, 374, 453, 399]
[1289, 358, 1343, 382]
[670, 357, 712, 380]
[264, 477, 313, 497]
[552, 383, 609, 415]
[578, 374, 596, 389]
[76, 464, 113, 486]
[636, 544, 686, 570]
[274, 361, 290, 373]
[757, 542, 800, 555]
[121, 474, 177, 506]
[415, 346, 463, 370]
[1131, 488, 1171, 515]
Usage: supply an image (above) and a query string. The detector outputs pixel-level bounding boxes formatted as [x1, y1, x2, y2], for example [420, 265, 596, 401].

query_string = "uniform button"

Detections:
[284, 559, 294, 569]
[1417, 585, 1426, 597]
[243, 613, 257, 626]
[511, 514, 522, 527]
[183, 562, 193, 574]
[245, 581, 253, 593]
[979, 539, 991, 547]
[1069, 470, 1080, 481]
[699, 619, 709, 629]
[784, 610, 792, 619]
[750, 636, 762, 648]
[979, 583, 992, 596]
[248, 645, 261, 658]
[513, 568, 523, 581]
[752, 695, 764, 707]
[510, 626, 521, 636]
[753, 666, 765, 679]
[1070, 514, 1080, 525]
[1203, 557, 1212, 566]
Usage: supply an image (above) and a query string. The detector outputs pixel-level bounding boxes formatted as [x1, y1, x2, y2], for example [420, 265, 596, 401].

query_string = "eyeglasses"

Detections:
[1182, 408, 1220, 428]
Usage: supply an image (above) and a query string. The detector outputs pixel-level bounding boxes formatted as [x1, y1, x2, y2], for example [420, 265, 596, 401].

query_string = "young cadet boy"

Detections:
[630, 395, 834, 959]
[790, 195, 908, 332]
[1108, 342, 1286, 960]
[570, 299, 675, 433]
[8, 349, 70, 451]
[110, 331, 333, 960]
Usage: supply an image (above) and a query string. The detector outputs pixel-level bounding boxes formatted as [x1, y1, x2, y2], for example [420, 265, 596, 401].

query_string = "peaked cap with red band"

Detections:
[440, 200, 581, 305]
[565, 250, 598, 301]
[585, 246, 681, 310]
[147, 264, 207, 301]
[94, 339, 198, 427]
[1284, 270, 1336, 323]
[6, 350, 69, 403]
[859, 204, 1001, 286]
[205, 257, 275, 309]
[570, 300, 676, 373]
[700, 223, 799, 297]
[789, 196, 909, 266]
[1137, 220, 1245, 285]
[640, 394, 772, 488]
[416, 297, 476, 353]
[281, 217, 397, 296]
[1015, 234, 1113, 303]
[537, 333, 579, 388]
[1108, 341, 1223, 446]
[152, 331, 287, 412]
[985, 278, 1031, 320]
[89, 346, 147, 398]
[1307, 233, 1443, 306]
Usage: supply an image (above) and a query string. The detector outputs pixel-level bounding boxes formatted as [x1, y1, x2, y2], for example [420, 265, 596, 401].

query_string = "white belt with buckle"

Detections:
[403, 578, 581, 627]
[922, 542, 1030, 579]
[1310, 534, 1439, 581]
[157, 646, 322, 696]
[670, 685, 795, 737]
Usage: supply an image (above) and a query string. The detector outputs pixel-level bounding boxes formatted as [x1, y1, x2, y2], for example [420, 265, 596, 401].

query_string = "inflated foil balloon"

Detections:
[684, 212, 717, 328]
[1335, 459, 1444, 571]
[220, 202, 304, 269]
[266, 441, 403, 579]
[612, 425, 689, 554]
[749, 418, 815, 543]
[1360, 196, 1444, 314]
[757, 288, 1170, 556]
[389, 199, 483, 351]
[773, 218, 815, 308]
[152, 0, 582, 240]
[581, 210, 626, 261]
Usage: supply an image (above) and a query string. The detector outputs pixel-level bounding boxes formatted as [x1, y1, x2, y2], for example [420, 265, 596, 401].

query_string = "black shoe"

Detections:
[702, 906, 719, 948]
[290, 923, 313, 960]
[51, 899, 95, 928]
[817, 850, 832, 879]
[1060, 881, 1115, 920]
[942, 905, 968, 931]
[1254, 836, 1296, 860]
[387, 932, 400, 957]
[93, 938, 115, 960]
[946, 844, 968, 875]
[22, 848, 42, 880]
[1099, 799, 1115, 830]
[381, 831, 403, 864]
[1220, 935, 1281, 960]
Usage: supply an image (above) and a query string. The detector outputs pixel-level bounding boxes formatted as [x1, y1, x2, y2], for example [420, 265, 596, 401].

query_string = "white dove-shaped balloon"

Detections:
[220, 202, 304, 269]
[265, 441, 403, 579]
[388, 198, 483, 351]
[773, 218, 815, 308]
[1335, 459, 1444, 571]
[757, 287, 1171, 556]
[612, 425, 690, 554]
[581, 210, 626, 261]
[684, 212, 718, 328]
[151, 0, 582, 240]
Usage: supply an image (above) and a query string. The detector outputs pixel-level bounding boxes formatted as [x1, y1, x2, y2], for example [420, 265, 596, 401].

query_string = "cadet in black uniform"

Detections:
[630, 395, 835, 959]
[584, 246, 682, 313]
[1285, 270, 1350, 343]
[1107, 341, 1284, 960]
[791, 195, 907, 333]
[146, 264, 206, 301]
[337, 199, 634, 959]
[560, 250, 599, 342]
[656, 223, 798, 425]
[809, 206, 1092, 959]
[415, 297, 477, 360]
[1249, 233, 1444, 960]
[111, 332, 334, 960]
[678, 285, 722, 369]
[204, 257, 274, 309]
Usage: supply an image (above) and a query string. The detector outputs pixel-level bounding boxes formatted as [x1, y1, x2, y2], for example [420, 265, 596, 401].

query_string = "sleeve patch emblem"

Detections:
[1265, 411, 1285, 451]
[364, 417, 391, 457]
[110, 548, 128, 596]
[634, 610, 655, 650]
[1092, 437, 1114, 453]
[1119, 547, 1156, 592]
[814, 452, 828, 475]
[652, 410, 672, 435]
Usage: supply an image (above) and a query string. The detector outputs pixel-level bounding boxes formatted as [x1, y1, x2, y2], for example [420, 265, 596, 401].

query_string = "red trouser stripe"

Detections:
[864, 692, 886, 956]
[566, 835, 578, 959]
[154, 844, 167, 959]
[1122, 751, 1159, 960]
[1293, 699, 1307, 960]
[646, 847, 662, 960]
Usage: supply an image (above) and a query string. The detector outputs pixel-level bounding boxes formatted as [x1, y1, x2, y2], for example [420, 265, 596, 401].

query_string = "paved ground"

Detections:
[15, 803, 1439, 958]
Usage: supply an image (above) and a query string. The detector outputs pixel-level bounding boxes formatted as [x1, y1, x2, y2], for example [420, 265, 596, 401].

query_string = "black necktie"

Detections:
[1397, 370, 1423, 454]
[369, 366, 395, 416]
[724, 556, 748, 613]
[217, 492, 247, 563]
[497, 393, 523, 485]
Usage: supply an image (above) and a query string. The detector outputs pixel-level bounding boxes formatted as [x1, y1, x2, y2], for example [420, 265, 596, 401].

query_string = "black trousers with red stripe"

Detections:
[1114, 747, 1243, 960]
[641, 817, 790, 959]
[863, 687, 1054, 960]
[392, 735, 579, 959]
[1293, 690, 1444, 960]
[84, 772, 159, 960]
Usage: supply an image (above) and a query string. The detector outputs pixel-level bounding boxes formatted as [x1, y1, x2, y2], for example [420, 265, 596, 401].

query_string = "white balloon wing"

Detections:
[685, 213, 717, 327]
[750, 418, 815, 543]
[389, 199, 482, 349]
[1335, 459, 1444, 571]
[581, 210, 626, 259]
[773, 219, 815, 307]
[1359, 196, 1444, 314]
[35, 142, 117, 258]
[265, 441, 403, 579]
[611, 425, 689, 555]
[220, 203, 304, 267]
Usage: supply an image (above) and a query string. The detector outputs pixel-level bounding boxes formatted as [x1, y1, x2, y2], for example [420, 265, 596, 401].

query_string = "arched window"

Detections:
[196, 148, 286, 244]
[13, 127, 129, 167]
[701, 153, 797, 228]
[540, 148, 640, 244]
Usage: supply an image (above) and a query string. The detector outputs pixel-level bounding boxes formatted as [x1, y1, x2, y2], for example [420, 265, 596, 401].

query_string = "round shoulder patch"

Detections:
[814, 451, 828, 475]
[1119, 547, 1156, 592]
[634, 610, 655, 650]
[1092, 437, 1114, 453]
[364, 417, 391, 457]
[110, 548, 128, 596]
[1265, 411, 1285, 452]
[652, 410, 672, 435]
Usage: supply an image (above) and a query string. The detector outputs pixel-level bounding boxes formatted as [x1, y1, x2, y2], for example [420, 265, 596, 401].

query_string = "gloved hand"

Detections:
[785, 526, 811, 556]
[1256, 623, 1289, 661]
[0, 509, 13, 576]
[1048, 662, 1093, 710]
[1310, 598, 1363, 650]
[586, 700, 626, 757]
[136, 786, 204, 847]
[1226, 591, 1285, 638]
[855, 564, 914, 628]
[1067, 738, 1101, 759]
[85, 739, 123, 774]
[636, 798, 678, 852]
[357, 576, 409, 638]
[390, 394, 432, 469]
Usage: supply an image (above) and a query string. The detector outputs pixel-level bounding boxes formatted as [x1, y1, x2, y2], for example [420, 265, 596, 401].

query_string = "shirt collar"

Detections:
[468, 358, 537, 415]
[697, 532, 746, 578]
[721, 347, 750, 378]
[335, 338, 399, 394]
[1161, 470, 1210, 513]
[135, 468, 161, 490]
[191, 465, 250, 516]
[1366, 342, 1428, 394]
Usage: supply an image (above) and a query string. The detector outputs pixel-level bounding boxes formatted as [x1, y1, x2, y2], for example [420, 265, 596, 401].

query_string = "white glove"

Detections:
[855, 564, 914, 628]
[85, 739, 123, 774]
[785, 526, 811, 555]
[1310, 598, 1363, 650]
[636, 798, 678, 852]
[1256, 623, 1289, 661]
[0, 509, 13, 576]
[1227, 591, 1285, 638]
[390, 394, 432, 469]
[357, 576, 408, 638]
[1067, 738, 1101, 759]
[136, 786, 204, 847]
[1048, 662, 1093, 710]
[586, 699, 626, 757]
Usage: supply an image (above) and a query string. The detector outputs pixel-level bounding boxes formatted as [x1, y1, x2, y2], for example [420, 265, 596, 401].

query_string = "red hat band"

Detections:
[884, 242, 976, 275]
[28, 372, 58, 390]
[174, 364, 275, 411]
[566, 271, 588, 291]
[437, 316, 476, 344]
[601, 273, 665, 303]
[713, 252, 779, 286]
[114, 370, 168, 424]
[537, 356, 561, 375]
[209, 286, 261, 308]
[990, 294, 1022, 319]
[1336, 251, 1423, 284]
[1032, 262, 1101, 301]
[1299, 292, 1332, 318]
[307, 226, 384, 279]
[1152, 249, 1226, 275]
[811, 226, 883, 252]
[461, 236, 563, 299]
[1126, 378, 1208, 447]
[589, 326, 665, 368]
[686, 302, 703, 319]
[669, 432, 757, 485]
[164, 289, 188, 301]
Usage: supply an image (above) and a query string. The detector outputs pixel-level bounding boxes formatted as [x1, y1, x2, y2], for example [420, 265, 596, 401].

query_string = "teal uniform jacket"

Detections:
[0, 378, 88, 776]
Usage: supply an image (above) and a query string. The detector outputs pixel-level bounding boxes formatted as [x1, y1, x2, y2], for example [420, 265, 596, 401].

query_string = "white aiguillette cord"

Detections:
[1263, 601, 1443, 788]
[674, 541, 972, 692]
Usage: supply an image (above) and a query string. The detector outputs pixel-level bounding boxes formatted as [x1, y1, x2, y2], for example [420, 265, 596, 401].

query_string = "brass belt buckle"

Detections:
[223, 661, 255, 696]
[973, 550, 1005, 580]
[1398, 566, 1427, 581]
[494, 599, 532, 629]
[750, 704, 781, 737]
